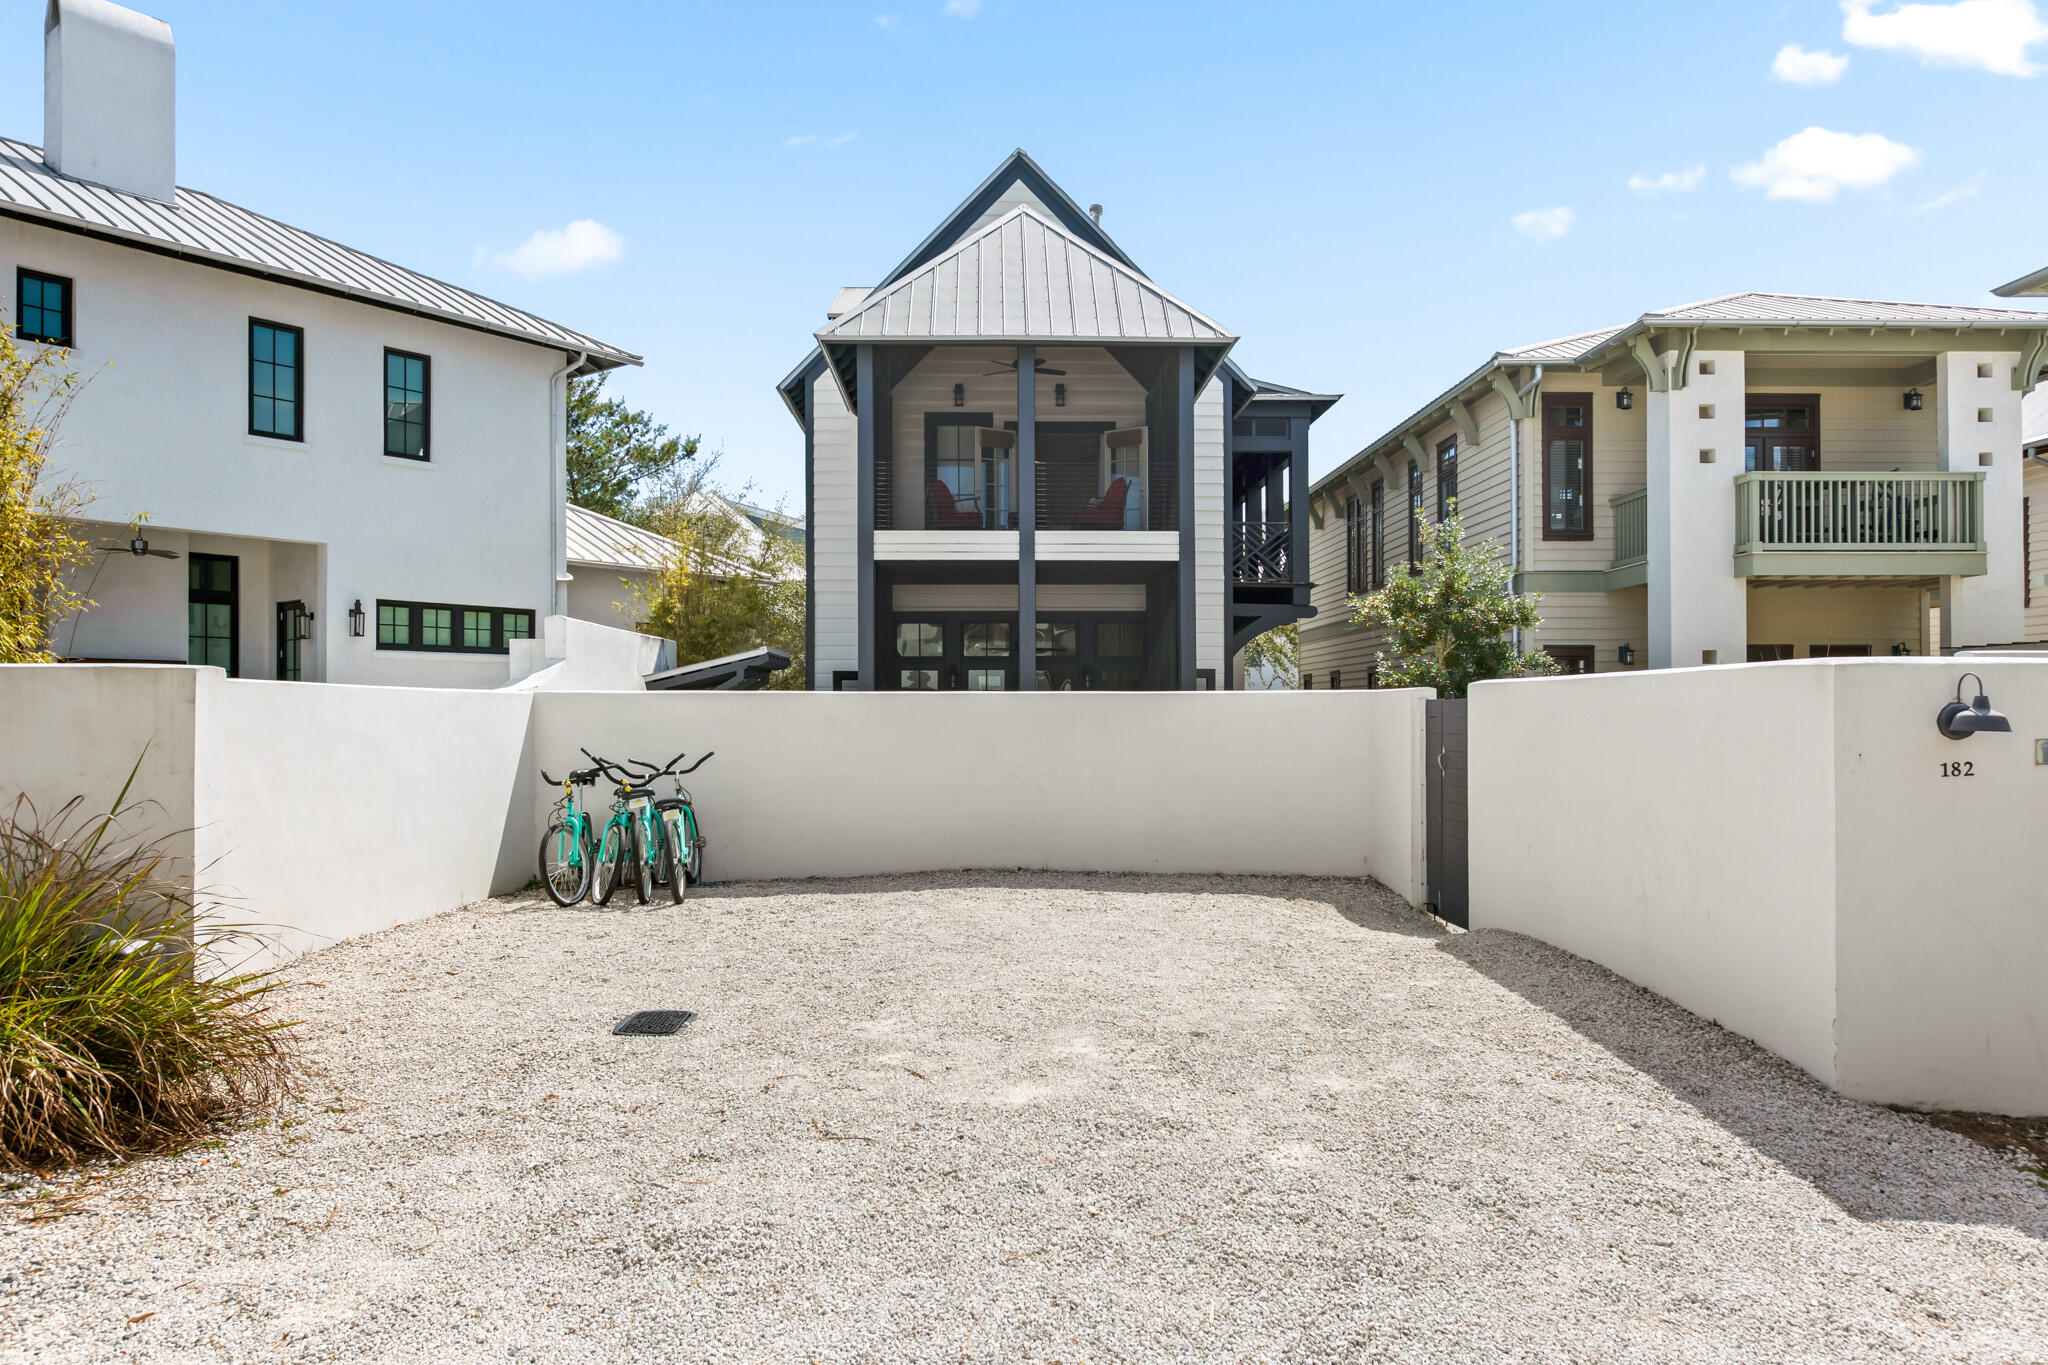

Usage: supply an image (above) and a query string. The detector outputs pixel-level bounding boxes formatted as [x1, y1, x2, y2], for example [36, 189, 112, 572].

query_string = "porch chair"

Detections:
[1072, 477, 1131, 530]
[929, 479, 984, 529]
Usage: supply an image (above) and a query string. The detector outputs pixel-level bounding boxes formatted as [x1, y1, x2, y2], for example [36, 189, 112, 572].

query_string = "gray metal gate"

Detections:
[1425, 699, 1469, 928]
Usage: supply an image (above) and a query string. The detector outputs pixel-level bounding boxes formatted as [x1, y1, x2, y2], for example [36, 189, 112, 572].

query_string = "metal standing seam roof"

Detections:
[816, 206, 1234, 345]
[565, 504, 681, 572]
[0, 137, 638, 371]
[1310, 292, 2048, 500]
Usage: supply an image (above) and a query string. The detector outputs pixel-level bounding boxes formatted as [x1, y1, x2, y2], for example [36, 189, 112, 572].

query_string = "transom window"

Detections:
[249, 319, 303, 440]
[376, 600, 533, 653]
[1745, 395, 1820, 472]
[16, 268, 72, 346]
[384, 349, 430, 459]
[1543, 394, 1593, 540]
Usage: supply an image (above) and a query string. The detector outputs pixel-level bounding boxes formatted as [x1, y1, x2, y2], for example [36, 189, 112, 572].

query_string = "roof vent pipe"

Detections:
[1088, 203, 1103, 225]
[44, 0, 176, 203]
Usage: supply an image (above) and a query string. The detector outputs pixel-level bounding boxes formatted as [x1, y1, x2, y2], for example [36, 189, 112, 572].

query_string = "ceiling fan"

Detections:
[99, 536, 180, 560]
[983, 358, 1066, 378]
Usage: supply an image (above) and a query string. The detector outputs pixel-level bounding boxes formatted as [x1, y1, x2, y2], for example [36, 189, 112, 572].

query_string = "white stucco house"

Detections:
[14, 0, 638, 688]
[777, 150, 1338, 691]
[1301, 293, 2048, 686]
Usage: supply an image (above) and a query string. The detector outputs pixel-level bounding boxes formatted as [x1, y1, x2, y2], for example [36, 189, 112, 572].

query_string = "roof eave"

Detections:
[1993, 265, 2048, 298]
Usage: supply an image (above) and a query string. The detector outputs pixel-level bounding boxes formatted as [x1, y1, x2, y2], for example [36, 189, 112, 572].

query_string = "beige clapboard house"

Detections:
[1993, 264, 2048, 644]
[1301, 293, 2048, 686]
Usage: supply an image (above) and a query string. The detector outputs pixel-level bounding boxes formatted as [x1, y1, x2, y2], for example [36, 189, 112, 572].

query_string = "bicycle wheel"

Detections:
[631, 822, 653, 905]
[591, 821, 624, 906]
[660, 813, 684, 904]
[683, 808, 704, 886]
[538, 820, 591, 907]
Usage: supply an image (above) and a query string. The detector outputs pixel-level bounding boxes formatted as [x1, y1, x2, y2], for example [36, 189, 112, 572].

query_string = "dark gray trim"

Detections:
[644, 647, 792, 691]
[1177, 345, 1197, 689]
[1290, 417, 1311, 612]
[855, 344, 876, 690]
[876, 150, 1142, 291]
[803, 362, 818, 688]
[1016, 345, 1037, 691]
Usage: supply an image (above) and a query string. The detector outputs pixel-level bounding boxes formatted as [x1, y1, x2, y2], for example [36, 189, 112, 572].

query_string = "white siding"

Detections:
[811, 371, 858, 688]
[961, 185, 1057, 239]
[2028, 461, 2048, 642]
[1196, 377, 1225, 672]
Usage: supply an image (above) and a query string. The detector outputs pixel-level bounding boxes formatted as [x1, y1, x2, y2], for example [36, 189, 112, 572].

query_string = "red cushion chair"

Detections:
[1073, 477, 1130, 530]
[930, 479, 983, 529]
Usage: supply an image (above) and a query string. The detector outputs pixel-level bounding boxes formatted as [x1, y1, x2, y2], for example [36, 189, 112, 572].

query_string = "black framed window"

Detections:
[1369, 480, 1385, 589]
[188, 553, 240, 676]
[250, 319, 303, 440]
[1344, 495, 1365, 593]
[16, 268, 72, 346]
[1407, 460, 1423, 566]
[1437, 437, 1458, 520]
[1542, 394, 1592, 540]
[1544, 645, 1595, 675]
[1330, 669, 1343, 689]
[374, 600, 533, 654]
[384, 348, 430, 459]
[1744, 395, 1820, 472]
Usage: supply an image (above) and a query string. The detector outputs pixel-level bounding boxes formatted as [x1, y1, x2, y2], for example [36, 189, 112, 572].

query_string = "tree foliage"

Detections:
[1349, 509, 1557, 698]
[566, 373, 700, 523]
[1242, 621, 1298, 687]
[0, 330, 91, 663]
[632, 460, 806, 690]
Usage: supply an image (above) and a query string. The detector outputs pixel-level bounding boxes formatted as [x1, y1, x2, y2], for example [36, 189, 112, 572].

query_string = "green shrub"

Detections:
[0, 775, 296, 1172]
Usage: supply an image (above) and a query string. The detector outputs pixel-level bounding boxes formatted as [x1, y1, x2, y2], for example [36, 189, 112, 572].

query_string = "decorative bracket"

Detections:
[1487, 368, 1538, 420]
[1401, 432, 1431, 473]
[1448, 398, 1480, 449]
[1629, 335, 1670, 393]
[2014, 332, 2048, 394]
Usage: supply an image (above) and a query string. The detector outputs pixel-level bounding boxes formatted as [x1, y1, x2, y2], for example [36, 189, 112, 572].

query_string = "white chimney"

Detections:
[44, 0, 176, 204]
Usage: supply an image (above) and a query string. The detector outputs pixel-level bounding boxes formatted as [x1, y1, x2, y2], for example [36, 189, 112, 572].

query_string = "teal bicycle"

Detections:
[583, 751, 659, 906]
[538, 764, 601, 906]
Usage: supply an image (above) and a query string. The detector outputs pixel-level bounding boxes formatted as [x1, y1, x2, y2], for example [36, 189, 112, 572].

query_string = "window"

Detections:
[1365, 666, 1379, 690]
[187, 554, 239, 675]
[964, 622, 1012, 656]
[1407, 460, 1423, 566]
[384, 349, 430, 459]
[375, 600, 532, 653]
[16, 268, 72, 346]
[1330, 670, 1342, 689]
[1096, 621, 1142, 658]
[1542, 395, 1592, 539]
[1543, 645, 1594, 675]
[1301, 673, 1314, 689]
[1369, 480, 1385, 589]
[1745, 396, 1820, 472]
[1748, 644, 1794, 662]
[249, 319, 303, 440]
[1436, 437, 1458, 520]
[1344, 495, 1365, 592]
[1809, 644, 1872, 658]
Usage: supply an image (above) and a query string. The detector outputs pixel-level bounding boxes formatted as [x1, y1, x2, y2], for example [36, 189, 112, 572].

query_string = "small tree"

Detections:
[566, 373, 700, 523]
[0, 329, 91, 663]
[1350, 510, 1557, 698]
[1242, 621, 1298, 688]
[633, 460, 805, 689]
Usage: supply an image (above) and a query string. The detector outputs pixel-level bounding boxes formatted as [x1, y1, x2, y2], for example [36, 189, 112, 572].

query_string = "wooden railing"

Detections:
[1232, 520, 1292, 583]
[1610, 488, 1647, 567]
[1733, 471, 1985, 555]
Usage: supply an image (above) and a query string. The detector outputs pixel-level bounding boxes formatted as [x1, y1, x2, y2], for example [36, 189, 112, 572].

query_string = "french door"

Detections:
[1745, 395, 1820, 472]
[890, 616, 1016, 690]
[188, 553, 239, 676]
[1033, 615, 1148, 691]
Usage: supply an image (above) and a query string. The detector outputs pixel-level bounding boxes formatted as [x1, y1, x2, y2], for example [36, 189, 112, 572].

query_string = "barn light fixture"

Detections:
[952, 383, 964, 408]
[1935, 672, 2011, 740]
[1615, 387, 1634, 411]
[1890, 641, 1911, 656]
[1617, 642, 1635, 666]
[1054, 382, 1067, 408]
[1903, 387, 1924, 412]
[348, 599, 366, 638]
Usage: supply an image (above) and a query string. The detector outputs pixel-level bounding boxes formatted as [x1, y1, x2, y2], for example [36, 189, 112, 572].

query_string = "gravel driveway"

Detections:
[6, 874, 2046, 1363]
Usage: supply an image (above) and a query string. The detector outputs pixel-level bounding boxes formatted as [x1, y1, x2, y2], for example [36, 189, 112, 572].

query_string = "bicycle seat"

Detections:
[653, 796, 686, 810]
[617, 785, 657, 800]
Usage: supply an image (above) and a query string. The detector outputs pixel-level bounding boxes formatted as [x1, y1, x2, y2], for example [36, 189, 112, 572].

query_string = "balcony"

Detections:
[1609, 489, 1647, 586]
[1733, 471, 1986, 578]
[1232, 520, 1293, 584]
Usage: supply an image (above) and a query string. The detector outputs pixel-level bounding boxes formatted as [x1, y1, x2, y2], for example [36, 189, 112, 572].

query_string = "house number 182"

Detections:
[1940, 761, 1975, 778]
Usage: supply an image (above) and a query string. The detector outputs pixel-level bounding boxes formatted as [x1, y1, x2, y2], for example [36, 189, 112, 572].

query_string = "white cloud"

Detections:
[1773, 43, 1851, 83]
[874, 13, 902, 26]
[827, 132, 859, 146]
[785, 135, 816, 148]
[1730, 126, 1919, 200]
[943, 0, 982, 15]
[1912, 172, 1986, 210]
[1627, 164, 1706, 195]
[1841, 0, 2048, 76]
[1510, 207, 1576, 241]
[474, 219, 624, 278]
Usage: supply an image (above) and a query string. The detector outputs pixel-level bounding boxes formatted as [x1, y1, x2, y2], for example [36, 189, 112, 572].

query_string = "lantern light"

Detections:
[1903, 387, 1925, 411]
[348, 599, 366, 638]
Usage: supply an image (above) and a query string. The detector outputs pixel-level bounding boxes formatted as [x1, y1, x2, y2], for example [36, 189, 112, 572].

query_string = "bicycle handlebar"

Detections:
[578, 747, 715, 785]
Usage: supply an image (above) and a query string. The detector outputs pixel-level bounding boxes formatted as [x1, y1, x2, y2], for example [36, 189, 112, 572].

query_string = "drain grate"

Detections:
[612, 1010, 696, 1037]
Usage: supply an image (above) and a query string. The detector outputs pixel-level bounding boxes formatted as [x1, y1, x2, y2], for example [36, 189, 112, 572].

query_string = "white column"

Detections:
[1934, 350, 2025, 649]
[1646, 349, 1748, 668]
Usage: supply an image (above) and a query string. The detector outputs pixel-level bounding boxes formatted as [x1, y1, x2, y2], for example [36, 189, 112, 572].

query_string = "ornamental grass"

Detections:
[0, 773, 295, 1172]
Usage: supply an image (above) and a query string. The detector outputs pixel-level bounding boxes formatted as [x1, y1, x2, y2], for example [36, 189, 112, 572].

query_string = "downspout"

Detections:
[1508, 364, 1542, 651]
[549, 350, 588, 618]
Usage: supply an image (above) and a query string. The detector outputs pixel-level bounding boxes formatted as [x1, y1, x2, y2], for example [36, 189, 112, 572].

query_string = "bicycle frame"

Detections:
[550, 780, 592, 873]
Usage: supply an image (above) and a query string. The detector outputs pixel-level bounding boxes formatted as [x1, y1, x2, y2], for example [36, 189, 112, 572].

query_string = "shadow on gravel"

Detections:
[1441, 928, 2048, 1240]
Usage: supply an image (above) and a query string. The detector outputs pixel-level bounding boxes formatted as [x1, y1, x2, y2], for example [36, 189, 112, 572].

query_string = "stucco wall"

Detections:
[1469, 658, 2048, 1114]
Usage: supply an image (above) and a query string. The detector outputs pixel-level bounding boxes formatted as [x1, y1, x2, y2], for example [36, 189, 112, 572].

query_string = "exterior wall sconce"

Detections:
[1903, 387, 1924, 411]
[952, 383, 964, 408]
[293, 603, 315, 641]
[1890, 642, 1911, 656]
[348, 599, 366, 638]
[1615, 387, 1634, 411]
[1054, 383, 1067, 408]
[1617, 643, 1635, 666]
[1936, 672, 2012, 740]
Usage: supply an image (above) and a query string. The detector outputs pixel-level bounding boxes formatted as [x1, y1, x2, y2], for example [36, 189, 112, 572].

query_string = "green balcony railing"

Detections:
[1733, 471, 1985, 556]
[1610, 488, 1647, 568]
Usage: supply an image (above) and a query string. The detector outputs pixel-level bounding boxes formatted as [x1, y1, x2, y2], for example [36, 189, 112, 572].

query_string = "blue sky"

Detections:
[5, 0, 2044, 504]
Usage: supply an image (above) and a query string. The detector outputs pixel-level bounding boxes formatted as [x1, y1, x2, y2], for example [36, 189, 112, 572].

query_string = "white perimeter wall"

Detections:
[1470, 659, 2048, 1115]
